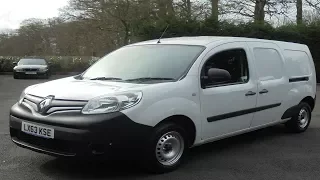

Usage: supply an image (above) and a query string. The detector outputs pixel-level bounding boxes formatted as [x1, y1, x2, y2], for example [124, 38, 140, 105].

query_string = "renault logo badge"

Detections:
[38, 95, 54, 113]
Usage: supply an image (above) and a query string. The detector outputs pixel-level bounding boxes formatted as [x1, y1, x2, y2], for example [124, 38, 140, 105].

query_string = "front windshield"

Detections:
[18, 59, 47, 65]
[82, 45, 205, 81]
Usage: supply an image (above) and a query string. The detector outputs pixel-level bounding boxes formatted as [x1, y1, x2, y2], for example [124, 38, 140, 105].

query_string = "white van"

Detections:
[10, 37, 316, 173]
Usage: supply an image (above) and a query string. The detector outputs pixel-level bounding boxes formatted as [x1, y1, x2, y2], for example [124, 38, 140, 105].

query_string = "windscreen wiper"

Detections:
[125, 77, 175, 82]
[90, 77, 123, 81]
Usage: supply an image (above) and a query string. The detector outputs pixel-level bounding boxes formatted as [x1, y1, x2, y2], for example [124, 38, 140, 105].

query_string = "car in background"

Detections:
[13, 58, 51, 79]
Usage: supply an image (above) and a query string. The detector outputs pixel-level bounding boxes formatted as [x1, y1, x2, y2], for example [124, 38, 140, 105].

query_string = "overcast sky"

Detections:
[0, 0, 68, 30]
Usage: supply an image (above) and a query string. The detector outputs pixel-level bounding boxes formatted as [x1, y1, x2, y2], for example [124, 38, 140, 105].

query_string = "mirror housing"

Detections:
[13, 62, 17, 66]
[207, 68, 231, 83]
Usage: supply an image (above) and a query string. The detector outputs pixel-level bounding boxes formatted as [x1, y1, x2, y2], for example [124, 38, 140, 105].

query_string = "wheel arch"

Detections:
[155, 115, 196, 147]
[282, 95, 316, 119]
[301, 96, 315, 111]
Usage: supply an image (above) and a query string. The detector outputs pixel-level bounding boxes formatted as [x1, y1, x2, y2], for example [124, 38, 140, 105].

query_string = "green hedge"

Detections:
[0, 56, 99, 73]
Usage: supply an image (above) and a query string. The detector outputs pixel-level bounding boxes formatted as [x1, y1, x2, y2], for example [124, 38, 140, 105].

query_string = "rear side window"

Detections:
[283, 50, 311, 77]
[253, 48, 283, 81]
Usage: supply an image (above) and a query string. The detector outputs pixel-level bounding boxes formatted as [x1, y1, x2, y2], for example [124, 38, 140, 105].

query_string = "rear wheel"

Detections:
[285, 102, 312, 133]
[144, 123, 188, 173]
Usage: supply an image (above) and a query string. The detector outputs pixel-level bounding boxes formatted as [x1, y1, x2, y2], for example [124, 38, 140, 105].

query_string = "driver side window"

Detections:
[201, 49, 249, 88]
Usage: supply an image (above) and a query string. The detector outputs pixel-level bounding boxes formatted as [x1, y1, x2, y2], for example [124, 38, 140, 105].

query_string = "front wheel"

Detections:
[144, 123, 188, 173]
[45, 73, 50, 79]
[285, 102, 312, 133]
[13, 73, 19, 79]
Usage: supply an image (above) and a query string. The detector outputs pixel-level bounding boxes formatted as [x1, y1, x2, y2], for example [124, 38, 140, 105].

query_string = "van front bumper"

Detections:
[9, 103, 153, 157]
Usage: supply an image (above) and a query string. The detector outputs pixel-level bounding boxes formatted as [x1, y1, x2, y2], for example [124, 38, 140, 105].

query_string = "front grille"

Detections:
[22, 94, 87, 114]
[11, 128, 78, 155]
[23, 99, 38, 111]
[23, 68, 38, 71]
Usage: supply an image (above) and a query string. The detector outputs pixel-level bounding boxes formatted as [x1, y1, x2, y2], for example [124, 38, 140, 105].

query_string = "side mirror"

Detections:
[208, 68, 231, 83]
[13, 62, 17, 66]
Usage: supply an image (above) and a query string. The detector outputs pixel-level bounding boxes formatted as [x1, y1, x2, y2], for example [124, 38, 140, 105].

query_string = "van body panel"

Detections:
[122, 76, 204, 144]
[197, 42, 258, 141]
[246, 42, 290, 127]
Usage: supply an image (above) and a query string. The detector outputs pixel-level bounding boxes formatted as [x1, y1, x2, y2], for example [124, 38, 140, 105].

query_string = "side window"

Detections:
[253, 48, 283, 81]
[283, 50, 311, 77]
[201, 49, 249, 88]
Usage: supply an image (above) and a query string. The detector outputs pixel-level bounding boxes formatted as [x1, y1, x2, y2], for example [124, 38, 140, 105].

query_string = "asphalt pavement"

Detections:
[1, 75, 320, 180]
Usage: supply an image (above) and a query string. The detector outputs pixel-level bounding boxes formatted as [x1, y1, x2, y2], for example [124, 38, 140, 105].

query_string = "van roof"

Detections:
[131, 36, 306, 48]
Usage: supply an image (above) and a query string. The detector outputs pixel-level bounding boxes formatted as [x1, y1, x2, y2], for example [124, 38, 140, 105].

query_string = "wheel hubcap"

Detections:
[298, 108, 309, 129]
[156, 131, 184, 166]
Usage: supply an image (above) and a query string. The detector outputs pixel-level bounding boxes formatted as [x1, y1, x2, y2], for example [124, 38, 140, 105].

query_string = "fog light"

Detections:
[90, 143, 105, 155]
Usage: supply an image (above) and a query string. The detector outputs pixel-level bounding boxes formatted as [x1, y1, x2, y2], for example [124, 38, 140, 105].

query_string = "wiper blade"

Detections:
[90, 77, 122, 81]
[125, 77, 175, 82]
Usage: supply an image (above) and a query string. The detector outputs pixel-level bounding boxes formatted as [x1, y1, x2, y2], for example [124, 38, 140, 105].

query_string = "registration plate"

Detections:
[21, 121, 54, 139]
[25, 72, 37, 75]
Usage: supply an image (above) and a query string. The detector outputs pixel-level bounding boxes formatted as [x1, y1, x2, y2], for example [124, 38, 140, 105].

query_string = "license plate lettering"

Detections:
[38, 127, 43, 135]
[21, 122, 54, 139]
[25, 72, 37, 75]
[46, 129, 51, 137]
[31, 126, 37, 133]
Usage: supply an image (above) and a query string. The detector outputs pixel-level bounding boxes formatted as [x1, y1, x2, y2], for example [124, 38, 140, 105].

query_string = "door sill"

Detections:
[193, 118, 290, 147]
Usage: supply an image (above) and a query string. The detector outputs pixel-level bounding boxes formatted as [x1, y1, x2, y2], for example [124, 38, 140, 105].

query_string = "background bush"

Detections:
[2, 20, 320, 81]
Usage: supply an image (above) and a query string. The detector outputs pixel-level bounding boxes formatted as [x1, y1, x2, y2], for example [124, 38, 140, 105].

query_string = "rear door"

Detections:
[247, 42, 290, 127]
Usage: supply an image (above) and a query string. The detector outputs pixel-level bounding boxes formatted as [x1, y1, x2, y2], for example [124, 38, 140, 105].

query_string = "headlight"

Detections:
[82, 91, 142, 114]
[19, 89, 26, 104]
[39, 68, 48, 72]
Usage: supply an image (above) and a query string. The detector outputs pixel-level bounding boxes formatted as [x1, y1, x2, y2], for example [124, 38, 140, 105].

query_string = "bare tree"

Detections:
[63, 0, 137, 45]
[223, 0, 289, 24]
[254, 0, 267, 23]
[176, 0, 192, 21]
[186, 0, 192, 20]
[305, 0, 320, 12]
[297, 0, 303, 24]
[156, 0, 175, 19]
[211, 0, 219, 21]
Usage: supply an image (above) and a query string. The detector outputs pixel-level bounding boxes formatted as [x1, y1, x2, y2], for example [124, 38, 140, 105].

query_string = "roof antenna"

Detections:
[157, 24, 169, 44]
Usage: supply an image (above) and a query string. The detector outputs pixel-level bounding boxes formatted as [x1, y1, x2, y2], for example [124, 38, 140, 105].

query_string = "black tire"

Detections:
[143, 123, 188, 174]
[285, 102, 312, 133]
[45, 73, 50, 79]
[13, 74, 19, 79]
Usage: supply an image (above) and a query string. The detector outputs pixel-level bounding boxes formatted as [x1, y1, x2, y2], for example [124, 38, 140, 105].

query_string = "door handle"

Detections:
[259, 89, 269, 94]
[245, 91, 256, 96]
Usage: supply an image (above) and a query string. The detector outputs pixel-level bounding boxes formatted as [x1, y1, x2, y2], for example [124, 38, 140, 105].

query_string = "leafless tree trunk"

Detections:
[121, 20, 130, 45]
[158, 0, 175, 18]
[254, 0, 267, 24]
[211, 0, 219, 21]
[296, 0, 303, 24]
[186, 0, 192, 20]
